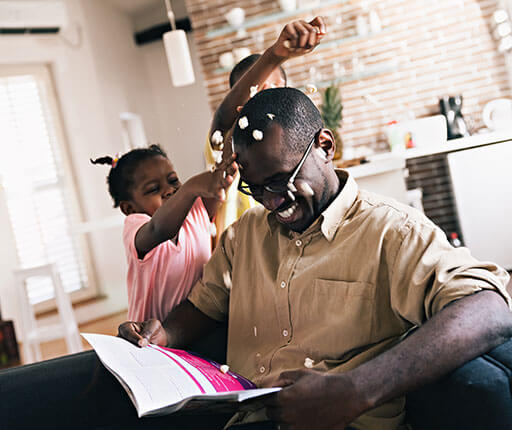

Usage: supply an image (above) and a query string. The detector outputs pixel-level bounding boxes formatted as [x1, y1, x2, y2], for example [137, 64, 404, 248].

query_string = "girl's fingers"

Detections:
[294, 21, 310, 48]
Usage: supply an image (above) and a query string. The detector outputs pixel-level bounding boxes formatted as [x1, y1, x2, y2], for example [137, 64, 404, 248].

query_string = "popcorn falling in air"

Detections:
[209, 223, 217, 237]
[211, 130, 224, 146]
[250, 85, 259, 98]
[304, 357, 315, 369]
[253, 129, 263, 141]
[305, 84, 317, 94]
[266, 113, 275, 120]
[238, 116, 249, 129]
[220, 364, 230, 374]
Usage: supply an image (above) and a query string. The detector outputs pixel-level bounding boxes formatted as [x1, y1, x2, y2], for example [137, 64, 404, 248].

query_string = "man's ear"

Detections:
[120, 201, 135, 216]
[316, 128, 336, 163]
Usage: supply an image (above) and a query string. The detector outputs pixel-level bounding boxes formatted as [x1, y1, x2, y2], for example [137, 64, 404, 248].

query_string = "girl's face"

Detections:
[120, 155, 181, 216]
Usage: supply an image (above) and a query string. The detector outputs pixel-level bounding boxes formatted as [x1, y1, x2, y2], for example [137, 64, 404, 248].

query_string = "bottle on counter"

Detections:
[450, 232, 462, 247]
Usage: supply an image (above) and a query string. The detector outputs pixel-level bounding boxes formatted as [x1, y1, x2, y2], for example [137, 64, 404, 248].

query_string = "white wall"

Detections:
[0, 0, 212, 335]
[139, 35, 212, 180]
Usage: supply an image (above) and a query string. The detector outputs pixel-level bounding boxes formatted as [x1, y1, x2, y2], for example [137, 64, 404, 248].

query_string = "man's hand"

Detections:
[118, 318, 168, 347]
[263, 369, 369, 430]
[271, 16, 326, 60]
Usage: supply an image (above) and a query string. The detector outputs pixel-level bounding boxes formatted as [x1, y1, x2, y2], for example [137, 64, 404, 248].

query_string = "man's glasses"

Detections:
[238, 133, 317, 201]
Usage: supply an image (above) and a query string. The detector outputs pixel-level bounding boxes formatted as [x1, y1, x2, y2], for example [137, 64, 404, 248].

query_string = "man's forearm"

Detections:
[347, 290, 512, 411]
[162, 299, 220, 348]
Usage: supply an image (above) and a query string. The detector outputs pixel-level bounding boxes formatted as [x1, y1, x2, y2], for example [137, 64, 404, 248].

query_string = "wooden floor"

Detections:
[18, 310, 127, 364]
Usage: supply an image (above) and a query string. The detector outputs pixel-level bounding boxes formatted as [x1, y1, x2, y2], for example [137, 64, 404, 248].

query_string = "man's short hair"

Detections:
[229, 54, 287, 88]
[233, 87, 323, 153]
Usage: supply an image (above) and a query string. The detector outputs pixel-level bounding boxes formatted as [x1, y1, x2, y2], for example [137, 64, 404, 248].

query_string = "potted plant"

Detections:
[320, 84, 343, 160]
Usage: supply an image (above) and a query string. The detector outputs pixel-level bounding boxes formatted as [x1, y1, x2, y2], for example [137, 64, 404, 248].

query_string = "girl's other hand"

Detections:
[271, 16, 326, 60]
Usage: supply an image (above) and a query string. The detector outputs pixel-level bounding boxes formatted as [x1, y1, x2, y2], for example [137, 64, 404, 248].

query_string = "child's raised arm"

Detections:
[134, 156, 237, 259]
[209, 16, 326, 152]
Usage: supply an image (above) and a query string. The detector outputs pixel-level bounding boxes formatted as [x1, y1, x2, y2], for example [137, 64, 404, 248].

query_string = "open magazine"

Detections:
[82, 333, 280, 417]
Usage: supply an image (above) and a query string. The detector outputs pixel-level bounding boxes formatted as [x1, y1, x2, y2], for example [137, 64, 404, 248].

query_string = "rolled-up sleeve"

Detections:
[389, 220, 511, 325]
[188, 223, 238, 322]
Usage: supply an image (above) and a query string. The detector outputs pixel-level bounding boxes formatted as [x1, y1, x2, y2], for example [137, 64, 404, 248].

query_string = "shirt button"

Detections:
[280, 281, 286, 288]
[295, 239, 302, 247]
[259, 366, 266, 373]
[282, 329, 289, 337]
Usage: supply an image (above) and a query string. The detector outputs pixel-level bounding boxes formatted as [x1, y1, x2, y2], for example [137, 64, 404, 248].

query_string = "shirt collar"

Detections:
[266, 169, 359, 241]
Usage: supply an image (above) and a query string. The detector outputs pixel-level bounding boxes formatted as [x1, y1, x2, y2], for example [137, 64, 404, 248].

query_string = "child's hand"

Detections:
[192, 154, 238, 202]
[271, 16, 326, 60]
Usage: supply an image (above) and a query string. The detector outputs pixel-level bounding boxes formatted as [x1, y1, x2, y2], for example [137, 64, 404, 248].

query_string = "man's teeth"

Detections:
[278, 203, 298, 220]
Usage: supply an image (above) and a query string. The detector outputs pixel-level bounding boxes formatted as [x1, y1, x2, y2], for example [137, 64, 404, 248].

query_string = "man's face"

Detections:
[236, 124, 329, 233]
[121, 156, 181, 217]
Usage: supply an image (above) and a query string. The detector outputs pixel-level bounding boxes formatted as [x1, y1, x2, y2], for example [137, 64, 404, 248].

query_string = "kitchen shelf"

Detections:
[206, 0, 346, 39]
[314, 27, 393, 52]
[211, 28, 393, 76]
[297, 62, 399, 90]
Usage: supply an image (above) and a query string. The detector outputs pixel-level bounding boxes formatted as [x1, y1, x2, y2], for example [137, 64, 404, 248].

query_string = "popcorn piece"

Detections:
[305, 83, 318, 94]
[223, 271, 233, 290]
[283, 40, 291, 49]
[209, 223, 217, 237]
[211, 130, 224, 146]
[266, 113, 275, 120]
[304, 357, 315, 369]
[220, 364, 230, 374]
[253, 129, 263, 141]
[250, 85, 259, 98]
[238, 116, 249, 129]
[297, 181, 314, 197]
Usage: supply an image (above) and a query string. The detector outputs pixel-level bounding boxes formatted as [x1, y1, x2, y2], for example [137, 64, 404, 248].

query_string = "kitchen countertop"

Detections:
[403, 129, 512, 159]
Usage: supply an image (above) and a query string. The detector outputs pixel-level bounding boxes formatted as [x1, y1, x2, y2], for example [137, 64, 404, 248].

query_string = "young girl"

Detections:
[91, 144, 236, 322]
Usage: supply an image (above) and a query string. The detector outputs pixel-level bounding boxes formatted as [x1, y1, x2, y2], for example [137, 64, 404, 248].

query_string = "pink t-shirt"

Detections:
[123, 198, 212, 322]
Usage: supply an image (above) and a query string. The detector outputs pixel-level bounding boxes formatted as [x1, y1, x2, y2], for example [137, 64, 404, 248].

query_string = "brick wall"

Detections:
[185, 0, 511, 155]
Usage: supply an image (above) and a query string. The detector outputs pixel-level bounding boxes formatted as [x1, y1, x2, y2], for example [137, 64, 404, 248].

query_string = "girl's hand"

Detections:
[191, 154, 238, 201]
[271, 16, 326, 60]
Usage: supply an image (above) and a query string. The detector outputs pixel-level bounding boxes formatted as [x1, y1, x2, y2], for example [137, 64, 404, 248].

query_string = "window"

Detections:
[0, 65, 96, 306]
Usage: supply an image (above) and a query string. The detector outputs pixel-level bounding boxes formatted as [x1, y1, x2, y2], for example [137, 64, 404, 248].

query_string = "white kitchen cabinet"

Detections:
[447, 142, 512, 270]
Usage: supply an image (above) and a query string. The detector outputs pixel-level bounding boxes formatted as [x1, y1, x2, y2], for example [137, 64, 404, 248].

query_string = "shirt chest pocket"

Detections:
[291, 279, 375, 359]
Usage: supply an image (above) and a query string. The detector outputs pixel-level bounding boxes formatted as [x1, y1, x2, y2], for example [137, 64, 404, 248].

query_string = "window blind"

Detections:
[0, 71, 89, 304]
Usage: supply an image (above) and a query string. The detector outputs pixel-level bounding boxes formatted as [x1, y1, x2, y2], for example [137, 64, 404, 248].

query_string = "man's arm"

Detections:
[265, 290, 512, 430]
[208, 17, 326, 148]
[118, 300, 219, 348]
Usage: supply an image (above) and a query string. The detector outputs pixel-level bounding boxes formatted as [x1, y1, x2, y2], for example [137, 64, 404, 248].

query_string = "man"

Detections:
[119, 87, 512, 429]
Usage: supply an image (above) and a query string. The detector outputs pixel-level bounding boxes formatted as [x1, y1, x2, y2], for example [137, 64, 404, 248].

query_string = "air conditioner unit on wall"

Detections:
[0, 1, 68, 34]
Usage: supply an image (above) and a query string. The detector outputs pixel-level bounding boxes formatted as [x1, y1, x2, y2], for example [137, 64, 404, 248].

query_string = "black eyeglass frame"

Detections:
[237, 132, 318, 201]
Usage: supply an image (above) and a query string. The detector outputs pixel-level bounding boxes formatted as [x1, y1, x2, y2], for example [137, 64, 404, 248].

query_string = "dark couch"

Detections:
[1, 331, 511, 429]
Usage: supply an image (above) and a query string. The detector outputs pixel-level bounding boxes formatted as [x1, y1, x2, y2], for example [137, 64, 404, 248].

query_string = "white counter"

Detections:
[403, 129, 512, 159]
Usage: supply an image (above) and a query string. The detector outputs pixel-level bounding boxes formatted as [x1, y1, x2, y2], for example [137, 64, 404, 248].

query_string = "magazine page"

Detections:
[82, 333, 280, 417]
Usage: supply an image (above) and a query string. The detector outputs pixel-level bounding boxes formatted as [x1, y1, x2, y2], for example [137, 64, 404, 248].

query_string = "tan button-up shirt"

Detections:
[188, 170, 510, 425]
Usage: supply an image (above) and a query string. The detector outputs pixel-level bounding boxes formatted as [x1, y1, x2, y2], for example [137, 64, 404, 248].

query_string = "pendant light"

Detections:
[163, 0, 195, 87]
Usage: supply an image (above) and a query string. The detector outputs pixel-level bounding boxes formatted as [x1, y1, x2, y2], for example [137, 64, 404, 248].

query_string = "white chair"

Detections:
[13, 263, 83, 363]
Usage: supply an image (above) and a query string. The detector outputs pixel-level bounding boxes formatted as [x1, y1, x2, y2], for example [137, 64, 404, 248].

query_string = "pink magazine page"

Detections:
[149, 345, 255, 393]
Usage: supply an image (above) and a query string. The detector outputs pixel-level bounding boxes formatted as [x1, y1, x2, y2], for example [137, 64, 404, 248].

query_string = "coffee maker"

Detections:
[439, 95, 470, 140]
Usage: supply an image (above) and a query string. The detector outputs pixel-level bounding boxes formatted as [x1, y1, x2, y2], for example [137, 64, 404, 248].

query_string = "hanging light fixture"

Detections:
[163, 0, 195, 87]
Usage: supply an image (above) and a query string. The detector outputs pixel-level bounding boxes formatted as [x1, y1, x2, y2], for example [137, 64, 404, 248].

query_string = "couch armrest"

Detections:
[406, 338, 512, 430]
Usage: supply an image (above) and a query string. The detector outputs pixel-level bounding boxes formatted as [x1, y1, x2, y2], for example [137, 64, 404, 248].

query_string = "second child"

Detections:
[91, 144, 236, 324]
